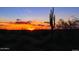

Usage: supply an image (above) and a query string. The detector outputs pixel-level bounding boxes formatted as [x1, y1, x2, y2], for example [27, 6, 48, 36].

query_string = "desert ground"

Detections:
[0, 29, 78, 51]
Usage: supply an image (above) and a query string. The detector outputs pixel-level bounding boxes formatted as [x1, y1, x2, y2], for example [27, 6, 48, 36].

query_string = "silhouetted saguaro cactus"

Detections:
[49, 7, 55, 30]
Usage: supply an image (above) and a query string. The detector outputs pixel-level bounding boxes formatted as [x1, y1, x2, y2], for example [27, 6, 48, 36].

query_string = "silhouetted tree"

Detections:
[67, 20, 77, 29]
[57, 19, 69, 29]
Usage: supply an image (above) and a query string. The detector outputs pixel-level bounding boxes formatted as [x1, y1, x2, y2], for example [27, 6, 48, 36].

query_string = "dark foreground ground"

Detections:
[0, 29, 79, 51]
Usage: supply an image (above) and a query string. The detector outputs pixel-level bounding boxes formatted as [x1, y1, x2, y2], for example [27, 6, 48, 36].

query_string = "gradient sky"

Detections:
[0, 7, 79, 22]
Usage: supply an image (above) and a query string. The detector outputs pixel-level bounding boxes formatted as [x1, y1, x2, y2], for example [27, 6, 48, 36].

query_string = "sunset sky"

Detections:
[0, 7, 79, 22]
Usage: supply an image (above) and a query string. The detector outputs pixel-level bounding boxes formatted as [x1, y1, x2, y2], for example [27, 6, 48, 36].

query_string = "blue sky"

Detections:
[55, 7, 79, 19]
[0, 7, 79, 22]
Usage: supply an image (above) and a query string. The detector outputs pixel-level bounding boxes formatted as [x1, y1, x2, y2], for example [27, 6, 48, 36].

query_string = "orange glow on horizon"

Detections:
[27, 27, 35, 31]
[0, 21, 51, 31]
